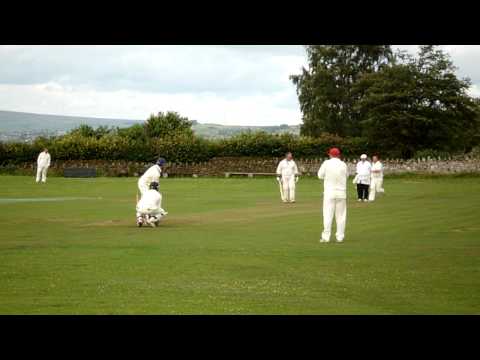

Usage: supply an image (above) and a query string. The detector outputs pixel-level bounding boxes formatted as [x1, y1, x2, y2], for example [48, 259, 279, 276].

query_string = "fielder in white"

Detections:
[36, 148, 51, 183]
[138, 158, 166, 195]
[136, 182, 168, 228]
[318, 147, 348, 243]
[276, 152, 299, 203]
[368, 155, 384, 201]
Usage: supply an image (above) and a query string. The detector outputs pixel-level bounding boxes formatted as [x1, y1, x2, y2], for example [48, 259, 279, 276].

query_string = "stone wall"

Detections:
[2, 156, 480, 177]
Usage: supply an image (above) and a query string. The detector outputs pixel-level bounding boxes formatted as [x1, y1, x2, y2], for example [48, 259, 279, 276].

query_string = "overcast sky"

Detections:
[0, 45, 479, 126]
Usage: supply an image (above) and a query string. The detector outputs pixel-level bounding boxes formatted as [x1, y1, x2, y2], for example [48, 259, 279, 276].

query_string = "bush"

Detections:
[1, 129, 462, 165]
[215, 132, 368, 158]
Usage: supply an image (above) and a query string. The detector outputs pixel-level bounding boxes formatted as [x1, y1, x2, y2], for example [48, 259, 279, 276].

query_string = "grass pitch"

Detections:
[0, 175, 479, 314]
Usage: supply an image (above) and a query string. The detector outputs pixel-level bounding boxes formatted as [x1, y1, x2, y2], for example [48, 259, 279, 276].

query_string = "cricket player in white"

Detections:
[368, 155, 384, 201]
[36, 148, 51, 183]
[276, 152, 299, 203]
[138, 158, 166, 195]
[355, 154, 371, 202]
[136, 182, 168, 227]
[318, 147, 348, 243]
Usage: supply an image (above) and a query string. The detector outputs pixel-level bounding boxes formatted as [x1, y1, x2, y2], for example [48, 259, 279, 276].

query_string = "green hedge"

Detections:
[0, 132, 374, 165]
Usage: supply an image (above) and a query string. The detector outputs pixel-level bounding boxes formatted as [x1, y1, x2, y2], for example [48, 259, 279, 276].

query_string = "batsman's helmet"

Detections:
[150, 182, 159, 190]
[156, 158, 166, 166]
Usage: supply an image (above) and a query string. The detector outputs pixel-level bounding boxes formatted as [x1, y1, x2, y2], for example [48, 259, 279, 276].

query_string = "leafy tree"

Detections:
[144, 111, 194, 139]
[291, 45, 394, 137]
[93, 126, 114, 138]
[70, 124, 95, 138]
[117, 123, 146, 141]
[69, 124, 114, 139]
[355, 46, 479, 158]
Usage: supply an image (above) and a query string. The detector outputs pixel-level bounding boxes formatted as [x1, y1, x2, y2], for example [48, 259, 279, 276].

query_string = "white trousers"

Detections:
[322, 197, 347, 242]
[138, 179, 150, 195]
[36, 165, 49, 183]
[369, 177, 384, 201]
[136, 193, 165, 219]
[136, 207, 165, 219]
[281, 176, 296, 202]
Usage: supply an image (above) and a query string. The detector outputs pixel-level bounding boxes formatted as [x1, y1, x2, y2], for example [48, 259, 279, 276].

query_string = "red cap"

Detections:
[328, 147, 340, 157]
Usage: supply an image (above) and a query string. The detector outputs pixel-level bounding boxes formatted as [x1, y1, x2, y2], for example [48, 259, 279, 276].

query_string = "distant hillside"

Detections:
[191, 122, 300, 138]
[0, 110, 139, 133]
[0, 110, 300, 140]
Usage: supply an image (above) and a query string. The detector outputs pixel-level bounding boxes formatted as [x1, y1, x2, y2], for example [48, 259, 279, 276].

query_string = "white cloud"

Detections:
[0, 83, 302, 126]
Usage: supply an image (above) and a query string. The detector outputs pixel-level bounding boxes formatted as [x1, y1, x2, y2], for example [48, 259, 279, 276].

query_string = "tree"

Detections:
[69, 124, 114, 139]
[291, 45, 394, 137]
[144, 111, 194, 139]
[355, 46, 479, 158]
[70, 124, 95, 138]
[117, 123, 146, 141]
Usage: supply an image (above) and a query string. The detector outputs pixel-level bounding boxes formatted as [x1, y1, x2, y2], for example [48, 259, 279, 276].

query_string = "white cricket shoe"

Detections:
[136, 216, 144, 227]
[357, 199, 362, 202]
[320, 238, 330, 243]
[148, 220, 157, 228]
[147, 216, 158, 228]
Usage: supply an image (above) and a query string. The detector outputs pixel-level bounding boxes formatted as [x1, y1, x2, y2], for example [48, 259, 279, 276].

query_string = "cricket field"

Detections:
[0, 175, 479, 314]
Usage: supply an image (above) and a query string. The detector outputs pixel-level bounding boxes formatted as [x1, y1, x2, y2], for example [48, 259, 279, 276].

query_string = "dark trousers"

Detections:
[357, 183, 369, 200]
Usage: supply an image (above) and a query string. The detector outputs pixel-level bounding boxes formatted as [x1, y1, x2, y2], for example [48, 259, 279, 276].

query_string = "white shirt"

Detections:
[276, 159, 299, 178]
[139, 164, 161, 186]
[37, 151, 51, 168]
[317, 157, 348, 199]
[356, 160, 371, 185]
[371, 161, 383, 179]
[137, 189, 162, 213]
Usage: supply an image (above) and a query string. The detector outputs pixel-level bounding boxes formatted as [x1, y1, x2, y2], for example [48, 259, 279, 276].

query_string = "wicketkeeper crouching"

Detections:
[136, 182, 168, 228]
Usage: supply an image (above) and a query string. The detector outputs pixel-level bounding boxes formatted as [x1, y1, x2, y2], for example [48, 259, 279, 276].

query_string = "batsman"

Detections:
[138, 157, 166, 195]
[276, 152, 299, 203]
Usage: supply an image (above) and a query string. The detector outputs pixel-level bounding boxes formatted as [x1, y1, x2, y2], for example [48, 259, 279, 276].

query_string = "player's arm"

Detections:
[276, 161, 283, 175]
[276, 161, 282, 181]
[318, 162, 326, 179]
[294, 162, 300, 182]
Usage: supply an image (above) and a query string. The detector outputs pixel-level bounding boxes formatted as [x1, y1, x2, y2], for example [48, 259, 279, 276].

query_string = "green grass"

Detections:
[0, 175, 479, 314]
